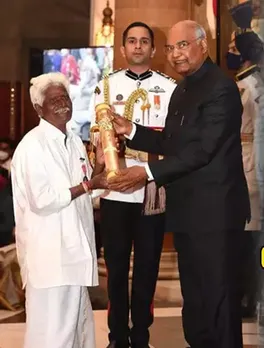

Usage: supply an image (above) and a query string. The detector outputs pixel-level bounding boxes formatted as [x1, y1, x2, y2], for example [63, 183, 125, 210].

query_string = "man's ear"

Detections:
[151, 47, 156, 58]
[34, 104, 43, 117]
[201, 39, 208, 54]
[120, 46, 126, 58]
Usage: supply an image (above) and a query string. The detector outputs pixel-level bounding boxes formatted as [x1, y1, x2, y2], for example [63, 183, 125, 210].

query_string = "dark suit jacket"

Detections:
[128, 57, 250, 233]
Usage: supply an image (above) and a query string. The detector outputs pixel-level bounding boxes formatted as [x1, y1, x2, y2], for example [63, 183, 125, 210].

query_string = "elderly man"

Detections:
[11, 72, 107, 348]
[108, 21, 250, 348]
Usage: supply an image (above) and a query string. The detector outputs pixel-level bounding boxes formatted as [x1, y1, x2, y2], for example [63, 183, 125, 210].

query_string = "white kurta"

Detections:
[11, 119, 98, 348]
[11, 118, 98, 289]
[90, 69, 176, 203]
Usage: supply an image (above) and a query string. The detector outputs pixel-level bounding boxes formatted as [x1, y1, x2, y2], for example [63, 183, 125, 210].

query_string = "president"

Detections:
[108, 20, 250, 348]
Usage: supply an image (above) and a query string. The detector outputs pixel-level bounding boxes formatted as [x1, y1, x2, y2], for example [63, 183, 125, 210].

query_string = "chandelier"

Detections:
[95, 1, 114, 47]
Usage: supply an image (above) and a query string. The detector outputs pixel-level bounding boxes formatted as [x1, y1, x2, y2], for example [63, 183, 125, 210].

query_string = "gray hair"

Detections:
[195, 24, 207, 39]
[175, 20, 207, 40]
[29, 72, 70, 108]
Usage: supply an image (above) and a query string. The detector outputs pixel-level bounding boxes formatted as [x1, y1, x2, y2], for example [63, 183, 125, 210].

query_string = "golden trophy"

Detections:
[95, 103, 119, 180]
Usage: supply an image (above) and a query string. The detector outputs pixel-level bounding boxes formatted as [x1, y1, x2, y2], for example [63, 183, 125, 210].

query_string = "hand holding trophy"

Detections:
[94, 103, 120, 181]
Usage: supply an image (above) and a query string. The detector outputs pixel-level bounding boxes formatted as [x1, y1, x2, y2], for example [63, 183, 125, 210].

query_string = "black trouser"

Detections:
[100, 198, 165, 347]
[242, 230, 261, 315]
[174, 229, 244, 348]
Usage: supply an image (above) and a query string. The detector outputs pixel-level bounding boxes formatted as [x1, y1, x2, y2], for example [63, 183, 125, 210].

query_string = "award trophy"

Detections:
[95, 103, 119, 180]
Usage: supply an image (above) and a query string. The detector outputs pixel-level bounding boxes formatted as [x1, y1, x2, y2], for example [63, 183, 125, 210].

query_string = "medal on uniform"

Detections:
[113, 93, 126, 105]
[154, 95, 160, 110]
[149, 86, 165, 93]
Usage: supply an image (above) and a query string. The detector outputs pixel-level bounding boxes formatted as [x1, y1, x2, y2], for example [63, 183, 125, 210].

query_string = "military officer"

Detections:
[89, 22, 176, 348]
[228, 2, 264, 319]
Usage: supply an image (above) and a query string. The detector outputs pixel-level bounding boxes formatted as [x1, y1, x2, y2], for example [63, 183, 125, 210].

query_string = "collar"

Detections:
[39, 118, 73, 141]
[125, 69, 153, 81]
[235, 64, 260, 81]
[185, 57, 214, 83]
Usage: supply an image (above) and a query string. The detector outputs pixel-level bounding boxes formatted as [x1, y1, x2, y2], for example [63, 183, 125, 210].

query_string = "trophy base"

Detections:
[107, 170, 118, 181]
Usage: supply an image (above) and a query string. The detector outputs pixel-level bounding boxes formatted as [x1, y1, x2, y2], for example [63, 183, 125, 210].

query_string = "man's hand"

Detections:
[111, 112, 133, 136]
[108, 166, 148, 192]
[90, 172, 109, 190]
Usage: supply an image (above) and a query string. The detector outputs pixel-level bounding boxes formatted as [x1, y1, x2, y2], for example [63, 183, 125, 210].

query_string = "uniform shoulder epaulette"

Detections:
[155, 70, 177, 84]
[102, 68, 123, 79]
[94, 69, 124, 94]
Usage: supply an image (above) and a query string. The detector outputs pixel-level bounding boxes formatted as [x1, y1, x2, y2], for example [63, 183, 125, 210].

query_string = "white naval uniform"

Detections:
[90, 69, 176, 204]
[11, 119, 98, 348]
[237, 70, 261, 231]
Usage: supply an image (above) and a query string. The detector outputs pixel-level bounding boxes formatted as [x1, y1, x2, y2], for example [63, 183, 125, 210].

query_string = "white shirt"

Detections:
[90, 69, 176, 203]
[11, 119, 98, 289]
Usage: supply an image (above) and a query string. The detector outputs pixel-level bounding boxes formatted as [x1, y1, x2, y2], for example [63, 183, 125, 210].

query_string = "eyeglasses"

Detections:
[164, 37, 202, 54]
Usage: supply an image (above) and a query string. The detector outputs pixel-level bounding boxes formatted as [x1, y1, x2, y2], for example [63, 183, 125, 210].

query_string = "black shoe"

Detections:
[106, 341, 130, 348]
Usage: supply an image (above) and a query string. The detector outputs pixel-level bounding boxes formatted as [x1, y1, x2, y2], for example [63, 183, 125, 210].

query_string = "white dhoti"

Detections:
[24, 284, 95, 348]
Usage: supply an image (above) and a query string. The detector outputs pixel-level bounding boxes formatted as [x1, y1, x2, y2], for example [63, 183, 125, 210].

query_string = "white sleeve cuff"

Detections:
[125, 123, 136, 140]
[144, 163, 154, 181]
[59, 189, 72, 207]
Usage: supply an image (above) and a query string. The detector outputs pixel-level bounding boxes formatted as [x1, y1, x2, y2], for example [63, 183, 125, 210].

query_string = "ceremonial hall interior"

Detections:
[0, 0, 263, 347]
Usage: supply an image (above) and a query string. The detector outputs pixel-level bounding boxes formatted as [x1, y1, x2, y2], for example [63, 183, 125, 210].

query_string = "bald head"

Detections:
[170, 21, 207, 41]
[165, 20, 208, 76]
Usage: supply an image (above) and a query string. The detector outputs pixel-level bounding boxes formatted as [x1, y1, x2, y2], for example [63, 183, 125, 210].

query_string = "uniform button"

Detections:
[174, 111, 178, 116]
[167, 133, 172, 138]
[183, 88, 186, 92]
